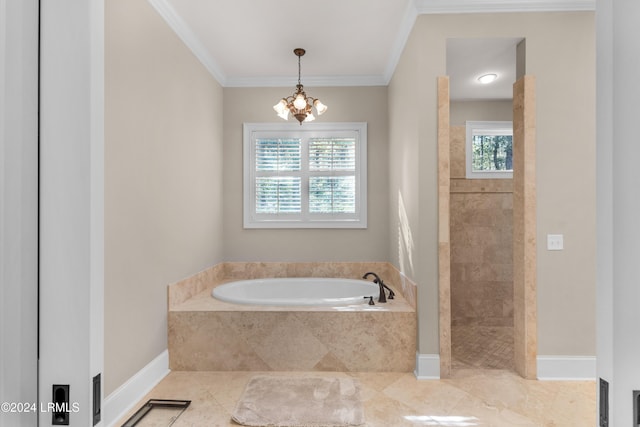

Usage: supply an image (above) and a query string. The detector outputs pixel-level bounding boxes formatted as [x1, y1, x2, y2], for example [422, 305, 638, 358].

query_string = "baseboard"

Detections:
[103, 350, 170, 427]
[537, 355, 596, 381]
[414, 353, 440, 379]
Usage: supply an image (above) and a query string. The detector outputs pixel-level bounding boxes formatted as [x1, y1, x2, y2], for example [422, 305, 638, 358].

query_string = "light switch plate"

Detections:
[547, 234, 564, 251]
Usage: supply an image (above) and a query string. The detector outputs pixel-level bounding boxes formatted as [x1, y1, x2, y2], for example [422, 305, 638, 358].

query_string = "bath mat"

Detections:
[232, 375, 365, 427]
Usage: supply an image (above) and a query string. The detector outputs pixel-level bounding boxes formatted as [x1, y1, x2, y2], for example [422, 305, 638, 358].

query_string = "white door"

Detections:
[0, 0, 39, 426]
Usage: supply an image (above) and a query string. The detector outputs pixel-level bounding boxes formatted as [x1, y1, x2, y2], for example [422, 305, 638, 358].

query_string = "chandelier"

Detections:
[273, 48, 327, 125]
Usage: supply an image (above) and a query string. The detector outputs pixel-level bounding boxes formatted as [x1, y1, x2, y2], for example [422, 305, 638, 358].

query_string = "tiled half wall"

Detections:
[167, 262, 417, 372]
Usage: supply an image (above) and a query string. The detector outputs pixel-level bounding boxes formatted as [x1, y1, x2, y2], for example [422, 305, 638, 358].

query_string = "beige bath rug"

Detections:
[232, 375, 365, 427]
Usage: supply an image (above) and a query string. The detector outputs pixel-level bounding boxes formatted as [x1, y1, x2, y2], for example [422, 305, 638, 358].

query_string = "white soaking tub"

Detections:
[211, 277, 379, 306]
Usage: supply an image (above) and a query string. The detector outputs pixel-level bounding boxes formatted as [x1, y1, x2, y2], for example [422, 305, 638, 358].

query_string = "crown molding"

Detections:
[225, 75, 387, 88]
[414, 0, 595, 14]
[147, 0, 227, 85]
[382, 0, 419, 85]
[148, 0, 595, 88]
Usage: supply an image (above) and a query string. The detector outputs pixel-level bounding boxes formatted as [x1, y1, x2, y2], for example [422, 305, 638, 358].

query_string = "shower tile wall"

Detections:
[450, 192, 513, 326]
[450, 126, 514, 370]
[450, 126, 513, 328]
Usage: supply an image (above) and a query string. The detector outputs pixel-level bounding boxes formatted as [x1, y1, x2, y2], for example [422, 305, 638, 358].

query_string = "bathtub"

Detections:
[211, 277, 379, 306]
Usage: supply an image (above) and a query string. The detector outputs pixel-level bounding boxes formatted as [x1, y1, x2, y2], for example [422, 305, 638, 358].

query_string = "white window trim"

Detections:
[243, 122, 367, 229]
[465, 120, 513, 179]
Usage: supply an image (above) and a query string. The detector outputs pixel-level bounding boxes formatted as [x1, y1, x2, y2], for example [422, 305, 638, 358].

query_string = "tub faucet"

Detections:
[363, 272, 394, 303]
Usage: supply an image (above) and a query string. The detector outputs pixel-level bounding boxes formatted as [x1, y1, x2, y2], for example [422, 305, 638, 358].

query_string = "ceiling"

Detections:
[447, 37, 522, 100]
[149, 0, 594, 99]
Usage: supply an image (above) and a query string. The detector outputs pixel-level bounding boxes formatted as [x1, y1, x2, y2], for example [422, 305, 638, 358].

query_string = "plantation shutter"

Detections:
[308, 137, 356, 214]
[244, 123, 367, 228]
[255, 138, 301, 213]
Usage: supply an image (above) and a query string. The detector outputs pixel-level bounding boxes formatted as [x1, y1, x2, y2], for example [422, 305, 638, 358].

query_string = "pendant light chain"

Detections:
[272, 48, 328, 124]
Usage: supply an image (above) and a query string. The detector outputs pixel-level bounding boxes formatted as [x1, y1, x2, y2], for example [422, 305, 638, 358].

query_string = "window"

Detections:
[243, 122, 367, 228]
[465, 121, 513, 179]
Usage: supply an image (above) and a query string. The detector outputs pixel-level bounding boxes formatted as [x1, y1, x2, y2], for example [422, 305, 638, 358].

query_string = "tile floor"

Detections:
[452, 325, 514, 370]
[118, 368, 595, 426]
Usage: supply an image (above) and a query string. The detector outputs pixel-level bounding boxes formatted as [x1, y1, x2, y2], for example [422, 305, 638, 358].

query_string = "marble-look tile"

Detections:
[452, 325, 514, 370]
[450, 369, 595, 427]
[169, 308, 416, 372]
[287, 262, 388, 280]
[220, 261, 393, 282]
[450, 125, 466, 178]
[246, 313, 330, 371]
[448, 140, 516, 370]
[450, 191, 513, 330]
[170, 262, 416, 314]
[217, 262, 406, 294]
[451, 178, 514, 193]
[174, 283, 414, 314]
[168, 261, 418, 373]
[168, 312, 271, 371]
[223, 262, 289, 279]
[513, 75, 537, 379]
[385, 373, 471, 415]
[438, 242, 452, 379]
[438, 76, 452, 379]
[117, 370, 595, 427]
[298, 312, 416, 372]
[403, 276, 417, 309]
[167, 263, 225, 309]
[313, 352, 350, 371]
[384, 267, 417, 309]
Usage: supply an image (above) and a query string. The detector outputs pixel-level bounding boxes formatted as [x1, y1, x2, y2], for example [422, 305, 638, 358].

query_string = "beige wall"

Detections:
[222, 86, 389, 262]
[389, 12, 596, 357]
[105, 0, 224, 394]
[450, 100, 513, 126]
[104, 7, 595, 394]
[388, 28, 434, 352]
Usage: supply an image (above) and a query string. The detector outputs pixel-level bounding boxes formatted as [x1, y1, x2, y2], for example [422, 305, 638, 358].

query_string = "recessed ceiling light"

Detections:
[477, 73, 498, 84]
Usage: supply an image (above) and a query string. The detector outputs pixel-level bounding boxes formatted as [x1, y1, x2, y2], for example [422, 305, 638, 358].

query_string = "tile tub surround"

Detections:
[168, 262, 417, 309]
[168, 262, 417, 372]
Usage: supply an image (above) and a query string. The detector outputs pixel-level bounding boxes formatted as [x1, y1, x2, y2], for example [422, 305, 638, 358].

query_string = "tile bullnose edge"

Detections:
[167, 263, 226, 309]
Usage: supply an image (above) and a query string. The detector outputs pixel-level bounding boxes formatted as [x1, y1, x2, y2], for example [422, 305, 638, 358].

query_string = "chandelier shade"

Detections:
[273, 48, 327, 124]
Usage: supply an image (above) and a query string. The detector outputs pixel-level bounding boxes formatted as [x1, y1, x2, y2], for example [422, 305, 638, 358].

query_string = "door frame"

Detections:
[437, 75, 537, 379]
[0, 1, 39, 425]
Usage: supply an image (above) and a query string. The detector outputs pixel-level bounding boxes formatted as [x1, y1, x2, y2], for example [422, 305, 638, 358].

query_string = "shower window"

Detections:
[466, 121, 513, 179]
[243, 122, 367, 228]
